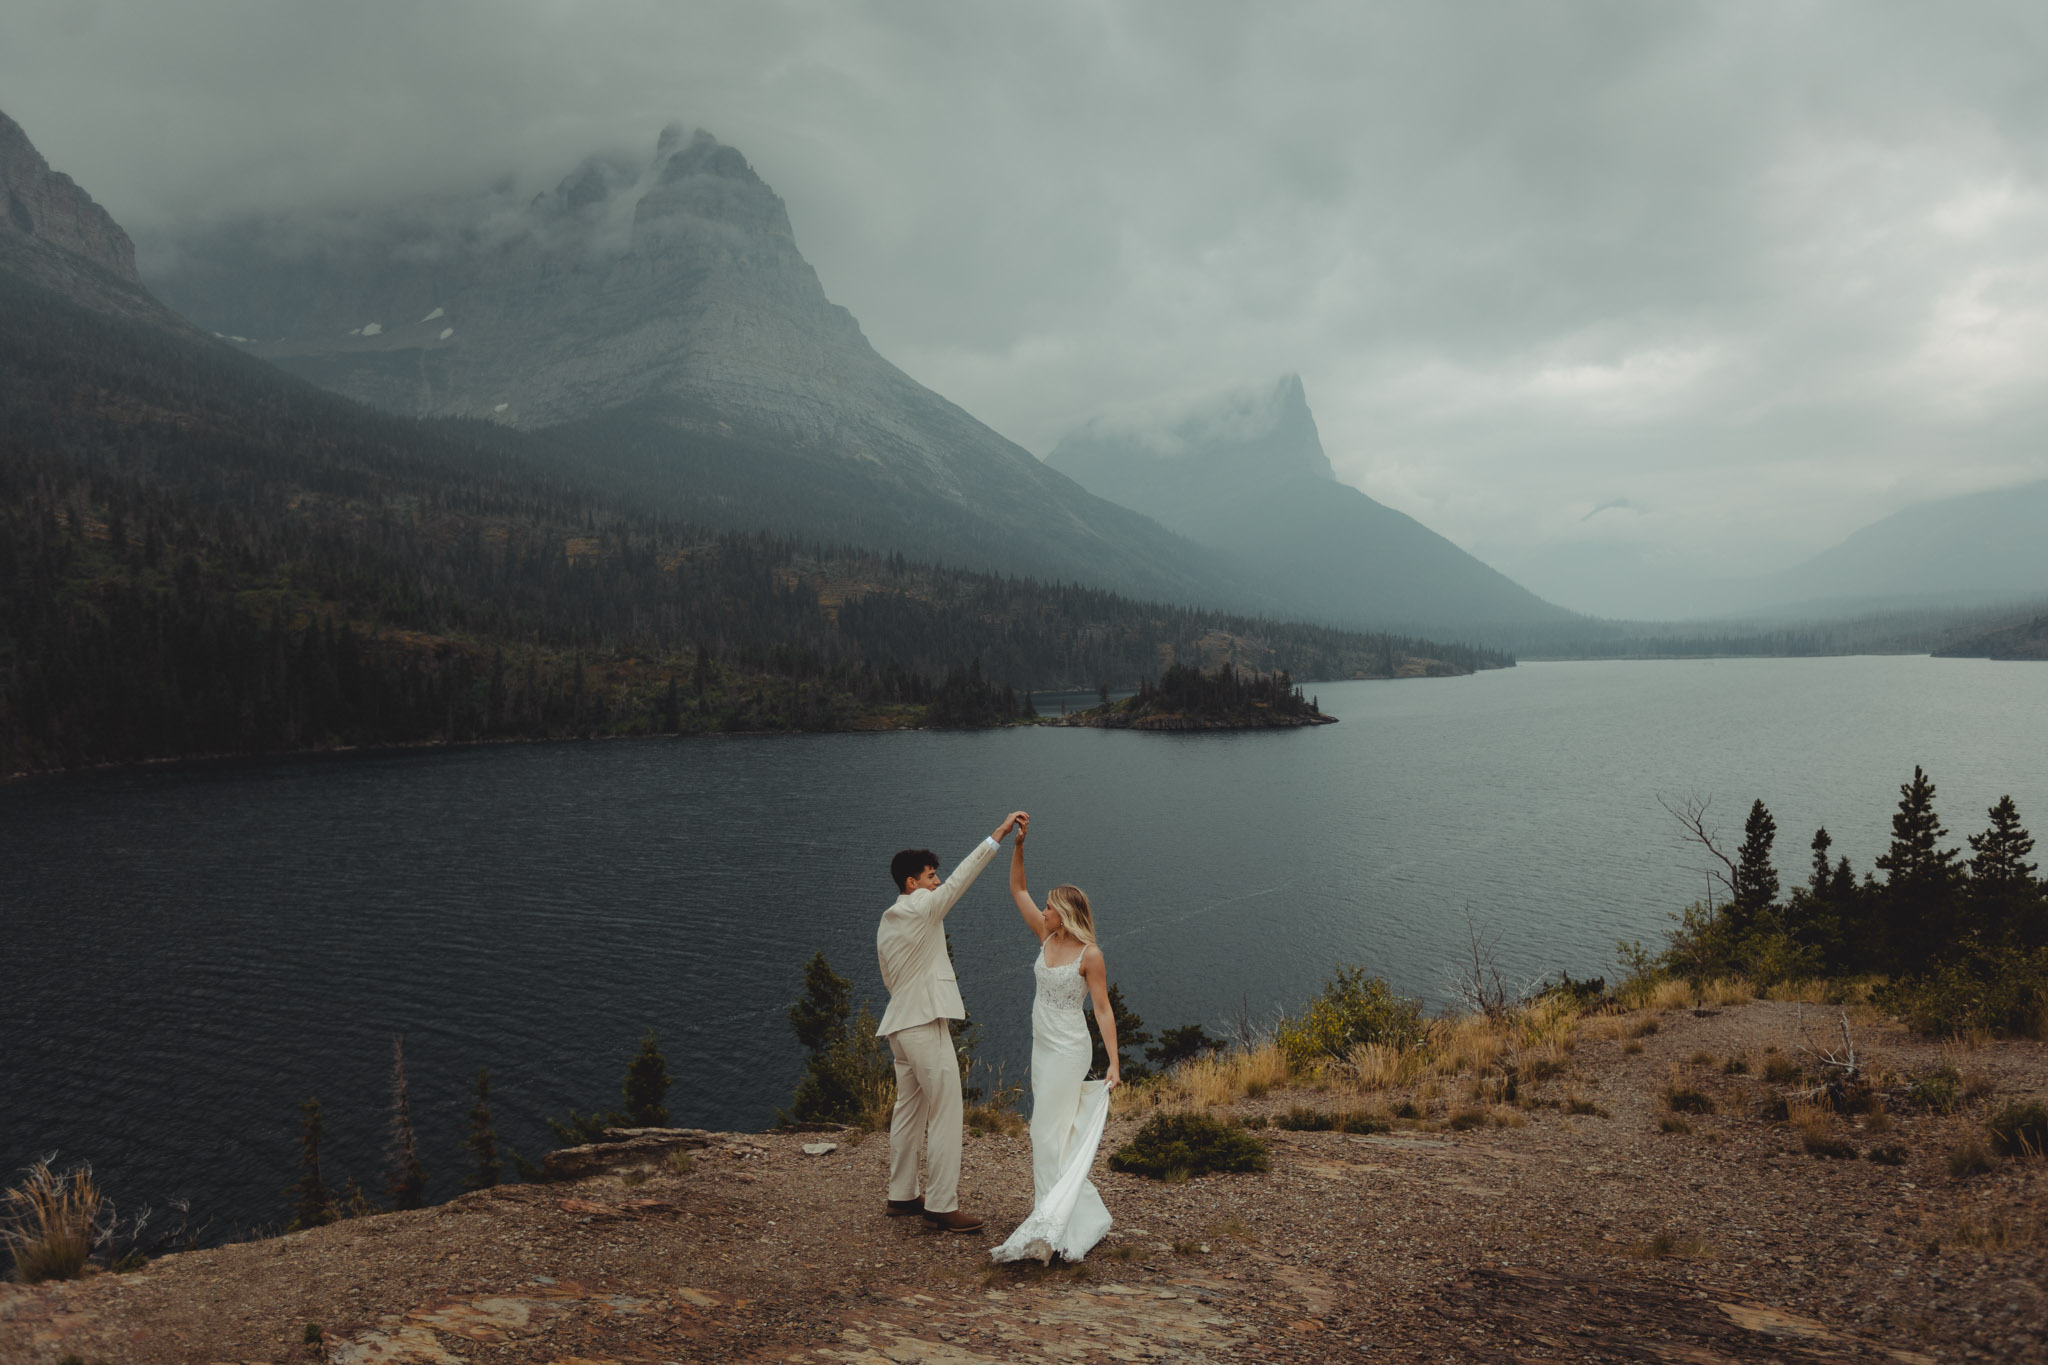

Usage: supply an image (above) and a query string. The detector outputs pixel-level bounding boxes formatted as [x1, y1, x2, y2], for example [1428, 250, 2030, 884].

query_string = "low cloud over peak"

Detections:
[11, 1, 2048, 616]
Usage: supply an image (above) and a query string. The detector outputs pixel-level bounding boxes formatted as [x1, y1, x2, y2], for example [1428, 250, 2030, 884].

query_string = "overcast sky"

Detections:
[9, 1, 2048, 614]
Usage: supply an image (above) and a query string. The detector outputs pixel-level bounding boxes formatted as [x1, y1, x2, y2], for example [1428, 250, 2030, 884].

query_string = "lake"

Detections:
[4, 655, 2044, 1238]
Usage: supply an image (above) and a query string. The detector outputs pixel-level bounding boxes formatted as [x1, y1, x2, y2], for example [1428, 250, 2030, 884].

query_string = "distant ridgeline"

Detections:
[1061, 663, 1338, 730]
[0, 270, 1509, 774]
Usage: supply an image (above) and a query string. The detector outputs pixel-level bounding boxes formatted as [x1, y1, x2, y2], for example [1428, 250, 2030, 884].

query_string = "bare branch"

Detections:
[1658, 790, 1739, 905]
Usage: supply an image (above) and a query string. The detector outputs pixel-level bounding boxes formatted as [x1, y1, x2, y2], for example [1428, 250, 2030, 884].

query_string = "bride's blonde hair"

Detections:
[1046, 884, 1097, 948]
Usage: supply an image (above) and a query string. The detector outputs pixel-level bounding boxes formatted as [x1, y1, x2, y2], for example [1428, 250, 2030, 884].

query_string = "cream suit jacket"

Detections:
[875, 837, 1000, 1036]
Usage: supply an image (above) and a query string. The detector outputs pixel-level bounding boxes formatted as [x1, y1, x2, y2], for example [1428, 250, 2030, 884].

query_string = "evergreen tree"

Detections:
[789, 951, 853, 1052]
[288, 1097, 335, 1230]
[621, 1029, 672, 1127]
[1729, 798, 1780, 930]
[1874, 766, 1964, 967]
[385, 1034, 427, 1210]
[462, 1068, 501, 1191]
[785, 952, 891, 1124]
[1967, 795, 2043, 945]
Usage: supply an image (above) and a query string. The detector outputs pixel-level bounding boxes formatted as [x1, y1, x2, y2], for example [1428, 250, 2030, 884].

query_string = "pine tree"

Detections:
[621, 1029, 671, 1127]
[1967, 795, 2043, 944]
[1729, 798, 1780, 930]
[288, 1097, 335, 1230]
[788, 951, 852, 1052]
[462, 1068, 501, 1191]
[385, 1034, 427, 1210]
[1968, 795, 2039, 891]
[1874, 765, 1964, 967]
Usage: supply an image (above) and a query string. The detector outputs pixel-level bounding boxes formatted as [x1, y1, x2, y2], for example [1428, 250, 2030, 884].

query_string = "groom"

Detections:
[876, 811, 1027, 1233]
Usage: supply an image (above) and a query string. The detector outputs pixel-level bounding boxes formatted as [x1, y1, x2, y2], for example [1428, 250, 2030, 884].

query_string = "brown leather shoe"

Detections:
[921, 1208, 985, 1233]
[885, 1197, 925, 1217]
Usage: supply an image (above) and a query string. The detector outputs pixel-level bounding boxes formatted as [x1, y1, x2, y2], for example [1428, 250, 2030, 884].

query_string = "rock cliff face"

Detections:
[1047, 376, 1575, 634]
[142, 128, 1275, 607]
[0, 108, 188, 330]
[0, 109, 138, 280]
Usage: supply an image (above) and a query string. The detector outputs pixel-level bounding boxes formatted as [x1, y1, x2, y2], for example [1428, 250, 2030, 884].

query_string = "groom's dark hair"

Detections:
[891, 848, 939, 890]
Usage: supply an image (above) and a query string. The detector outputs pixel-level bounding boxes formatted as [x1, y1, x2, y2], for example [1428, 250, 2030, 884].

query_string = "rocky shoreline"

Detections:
[1, 1000, 2040, 1364]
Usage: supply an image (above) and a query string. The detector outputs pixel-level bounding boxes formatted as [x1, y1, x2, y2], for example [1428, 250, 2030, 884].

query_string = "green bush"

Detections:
[1877, 940, 2048, 1039]
[1274, 1106, 1387, 1134]
[1987, 1100, 2048, 1157]
[1274, 967, 1425, 1069]
[1108, 1113, 1270, 1181]
[1903, 1071, 1960, 1114]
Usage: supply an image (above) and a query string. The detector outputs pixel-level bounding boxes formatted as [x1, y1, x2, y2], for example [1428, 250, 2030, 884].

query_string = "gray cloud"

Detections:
[9, 0, 2048, 614]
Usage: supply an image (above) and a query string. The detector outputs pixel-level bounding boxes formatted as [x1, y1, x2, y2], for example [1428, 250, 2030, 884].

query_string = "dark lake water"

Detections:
[5, 656, 2045, 1238]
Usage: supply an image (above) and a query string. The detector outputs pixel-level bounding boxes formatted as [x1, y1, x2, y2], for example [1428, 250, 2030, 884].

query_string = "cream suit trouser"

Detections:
[887, 1019, 962, 1212]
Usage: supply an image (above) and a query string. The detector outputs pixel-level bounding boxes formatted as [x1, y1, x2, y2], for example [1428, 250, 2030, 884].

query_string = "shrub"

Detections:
[1987, 1100, 2048, 1158]
[1868, 1143, 1909, 1166]
[1801, 1130, 1858, 1160]
[1275, 1107, 1387, 1134]
[1878, 940, 2048, 1040]
[1722, 1056, 1749, 1075]
[1108, 1113, 1270, 1181]
[1274, 968, 1425, 1070]
[1629, 1018, 1660, 1038]
[1390, 1100, 1421, 1120]
[1904, 1072, 1960, 1114]
[1658, 1114, 1692, 1135]
[1946, 1135, 1995, 1179]
[1663, 1083, 1717, 1115]
[1447, 1108, 1487, 1131]
[1763, 1056, 1802, 1084]
[1621, 1041, 1644, 1055]
[2, 1158, 103, 1283]
[1235, 1113, 1269, 1130]
[1565, 1093, 1601, 1116]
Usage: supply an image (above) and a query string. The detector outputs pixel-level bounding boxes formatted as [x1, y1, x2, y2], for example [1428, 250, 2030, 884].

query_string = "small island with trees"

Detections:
[1058, 662, 1337, 730]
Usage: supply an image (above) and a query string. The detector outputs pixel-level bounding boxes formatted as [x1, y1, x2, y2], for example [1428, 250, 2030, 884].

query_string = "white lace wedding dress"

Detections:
[990, 943, 1113, 1263]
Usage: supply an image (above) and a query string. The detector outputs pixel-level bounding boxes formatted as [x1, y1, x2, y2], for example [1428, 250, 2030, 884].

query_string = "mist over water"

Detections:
[5, 656, 2045, 1238]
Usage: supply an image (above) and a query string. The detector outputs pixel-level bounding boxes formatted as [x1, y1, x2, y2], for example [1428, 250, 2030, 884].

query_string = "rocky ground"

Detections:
[3, 1001, 2042, 1365]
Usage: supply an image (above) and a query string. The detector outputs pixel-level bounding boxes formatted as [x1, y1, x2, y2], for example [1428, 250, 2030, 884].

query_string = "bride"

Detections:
[989, 813, 1118, 1264]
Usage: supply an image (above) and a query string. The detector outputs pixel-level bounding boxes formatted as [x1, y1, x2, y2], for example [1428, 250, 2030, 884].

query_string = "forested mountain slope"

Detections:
[0, 268, 1506, 774]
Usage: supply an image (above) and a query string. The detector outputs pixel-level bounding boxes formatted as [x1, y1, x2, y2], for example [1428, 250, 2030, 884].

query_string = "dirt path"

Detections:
[2, 1002, 2041, 1363]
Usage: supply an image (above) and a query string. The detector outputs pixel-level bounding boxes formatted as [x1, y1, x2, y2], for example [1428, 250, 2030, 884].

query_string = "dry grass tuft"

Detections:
[1951, 1211, 2033, 1250]
[1764, 979, 1833, 1004]
[1648, 979, 1695, 1011]
[1622, 1040, 1645, 1056]
[2, 1158, 104, 1284]
[1699, 978, 1755, 1006]
[1626, 1230, 1712, 1259]
[1584, 1015, 1630, 1043]
[1627, 1017, 1660, 1039]
[1946, 1135, 1995, 1179]
[1348, 1041, 1423, 1092]
[1119, 1042, 1289, 1114]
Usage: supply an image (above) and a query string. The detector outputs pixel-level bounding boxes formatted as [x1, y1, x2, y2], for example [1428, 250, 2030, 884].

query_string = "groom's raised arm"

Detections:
[919, 811, 1026, 922]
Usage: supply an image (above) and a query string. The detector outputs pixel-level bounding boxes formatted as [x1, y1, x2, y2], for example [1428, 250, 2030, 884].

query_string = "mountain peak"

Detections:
[0, 109, 139, 282]
[1050, 373, 1334, 483]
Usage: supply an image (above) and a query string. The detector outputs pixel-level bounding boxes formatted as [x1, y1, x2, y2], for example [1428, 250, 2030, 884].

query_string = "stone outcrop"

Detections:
[540, 1126, 719, 1181]
[0, 108, 195, 331]
[0, 110, 138, 281]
